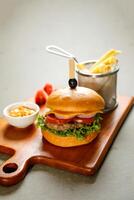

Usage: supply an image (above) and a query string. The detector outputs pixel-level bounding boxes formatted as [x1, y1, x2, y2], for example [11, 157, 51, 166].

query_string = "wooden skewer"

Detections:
[68, 59, 77, 89]
[69, 59, 75, 79]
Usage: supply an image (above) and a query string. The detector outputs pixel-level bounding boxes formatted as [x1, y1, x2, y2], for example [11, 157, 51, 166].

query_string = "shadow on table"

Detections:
[31, 163, 100, 185]
[0, 162, 101, 195]
[0, 152, 23, 195]
[0, 181, 22, 195]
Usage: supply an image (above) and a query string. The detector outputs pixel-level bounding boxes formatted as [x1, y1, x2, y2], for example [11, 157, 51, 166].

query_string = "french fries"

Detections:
[76, 49, 121, 74]
[90, 63, 112, 74]
[89, 49, 121, 74]
[76, 63, 86, 70]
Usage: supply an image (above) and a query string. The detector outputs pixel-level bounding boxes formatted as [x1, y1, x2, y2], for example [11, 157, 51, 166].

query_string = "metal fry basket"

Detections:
[76, 61, 119, 112]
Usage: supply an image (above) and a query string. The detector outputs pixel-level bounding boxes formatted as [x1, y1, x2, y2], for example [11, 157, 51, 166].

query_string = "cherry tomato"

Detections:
[43, 83, 53, 95]
[35, 90, 47, 106]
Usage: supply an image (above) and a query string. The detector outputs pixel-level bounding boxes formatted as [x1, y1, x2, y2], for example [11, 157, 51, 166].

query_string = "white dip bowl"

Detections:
[3, 101, 40, 128]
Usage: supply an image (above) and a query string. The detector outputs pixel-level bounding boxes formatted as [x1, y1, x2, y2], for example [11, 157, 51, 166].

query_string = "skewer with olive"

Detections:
[68, 59, 77, 89]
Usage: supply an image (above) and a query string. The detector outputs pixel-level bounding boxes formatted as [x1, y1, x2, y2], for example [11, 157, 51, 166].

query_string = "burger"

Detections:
[37, 86, 105, 147]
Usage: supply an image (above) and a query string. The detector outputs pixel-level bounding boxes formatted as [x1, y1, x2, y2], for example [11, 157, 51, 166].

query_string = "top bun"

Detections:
[46, 86, 105, 113]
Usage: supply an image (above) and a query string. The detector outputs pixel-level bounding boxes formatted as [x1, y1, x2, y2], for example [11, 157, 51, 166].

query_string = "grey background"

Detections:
[0, 0, 134, 199]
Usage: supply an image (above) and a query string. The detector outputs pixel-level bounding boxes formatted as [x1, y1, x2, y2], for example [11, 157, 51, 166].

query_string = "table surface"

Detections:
[0, 0, 134, 199]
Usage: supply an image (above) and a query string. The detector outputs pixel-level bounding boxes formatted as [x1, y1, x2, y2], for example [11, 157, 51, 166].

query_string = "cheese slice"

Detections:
[46, 110, 102, 119]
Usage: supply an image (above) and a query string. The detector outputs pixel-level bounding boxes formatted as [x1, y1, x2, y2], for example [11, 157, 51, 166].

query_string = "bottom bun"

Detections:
[42, 130, 99, 147]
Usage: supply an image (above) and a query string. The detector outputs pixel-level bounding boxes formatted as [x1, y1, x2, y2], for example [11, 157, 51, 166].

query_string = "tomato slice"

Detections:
[46, 114, 94, 125]
[46, 114, 72, 124]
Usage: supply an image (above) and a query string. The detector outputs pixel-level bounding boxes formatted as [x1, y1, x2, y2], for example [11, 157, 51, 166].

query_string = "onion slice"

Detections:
[77, 113, 96, 118]
[55, 113, 74, 119]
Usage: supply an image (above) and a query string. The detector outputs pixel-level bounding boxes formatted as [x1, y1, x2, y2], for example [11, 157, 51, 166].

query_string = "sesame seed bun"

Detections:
[46, 86, 105, 113]
[42, 130, 98, 147]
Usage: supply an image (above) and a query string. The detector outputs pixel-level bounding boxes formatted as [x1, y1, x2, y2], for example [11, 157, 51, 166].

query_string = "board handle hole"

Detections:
[3, 163, 18, 173]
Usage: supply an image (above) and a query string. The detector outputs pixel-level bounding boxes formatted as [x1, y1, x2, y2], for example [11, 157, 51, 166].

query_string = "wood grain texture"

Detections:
[0, 96, 133, 186]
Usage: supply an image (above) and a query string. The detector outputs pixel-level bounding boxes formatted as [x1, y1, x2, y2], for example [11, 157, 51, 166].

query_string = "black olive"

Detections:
[68, 78, 77, 89]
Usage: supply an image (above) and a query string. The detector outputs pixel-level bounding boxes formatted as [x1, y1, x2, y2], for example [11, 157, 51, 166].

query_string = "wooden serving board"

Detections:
[0, 96, 133, 186]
